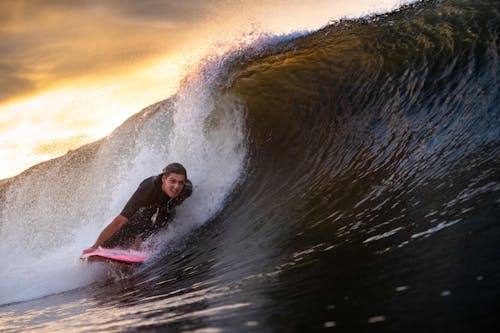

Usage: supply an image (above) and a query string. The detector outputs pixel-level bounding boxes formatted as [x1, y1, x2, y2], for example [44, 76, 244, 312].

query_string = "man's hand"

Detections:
[82, 215, 129, 255]
[82, 246, 98, 255]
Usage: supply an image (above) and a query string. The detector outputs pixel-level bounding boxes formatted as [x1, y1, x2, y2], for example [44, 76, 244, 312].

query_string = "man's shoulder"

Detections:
[131, 175, 161, 198]
[139, 175, 161, 188]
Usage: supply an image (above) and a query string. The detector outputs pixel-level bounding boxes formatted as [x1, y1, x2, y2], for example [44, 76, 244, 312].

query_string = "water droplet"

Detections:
[441, 290, 451, 296]
[395, 285, 409, 292]
[368, 316, 386, 323]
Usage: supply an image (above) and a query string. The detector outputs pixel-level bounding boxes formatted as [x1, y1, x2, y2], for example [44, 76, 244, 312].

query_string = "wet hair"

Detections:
[162, 162, 187, 178]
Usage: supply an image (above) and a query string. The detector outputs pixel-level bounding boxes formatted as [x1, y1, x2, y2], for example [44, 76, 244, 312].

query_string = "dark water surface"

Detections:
[1, 0, 499, 332]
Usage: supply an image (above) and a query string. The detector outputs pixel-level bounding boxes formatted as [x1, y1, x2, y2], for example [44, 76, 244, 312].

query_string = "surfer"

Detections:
[82, 163, 192, 254]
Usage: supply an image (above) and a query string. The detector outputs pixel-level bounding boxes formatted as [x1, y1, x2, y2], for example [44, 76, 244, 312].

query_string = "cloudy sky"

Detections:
[0, 0, 406, 179]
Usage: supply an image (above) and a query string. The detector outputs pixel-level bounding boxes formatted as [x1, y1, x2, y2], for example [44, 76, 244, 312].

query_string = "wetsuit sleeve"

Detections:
[120, 177, 156, 218]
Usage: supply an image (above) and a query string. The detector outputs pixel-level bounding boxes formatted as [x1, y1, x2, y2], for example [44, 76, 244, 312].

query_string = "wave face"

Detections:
[1, 0, 499, 332]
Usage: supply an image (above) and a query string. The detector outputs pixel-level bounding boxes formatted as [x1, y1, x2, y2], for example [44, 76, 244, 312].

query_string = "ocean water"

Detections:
[1, 0, 499, 332]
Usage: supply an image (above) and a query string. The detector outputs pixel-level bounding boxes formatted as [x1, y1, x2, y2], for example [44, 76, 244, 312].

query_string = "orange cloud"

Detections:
[0, 0, 211, 104]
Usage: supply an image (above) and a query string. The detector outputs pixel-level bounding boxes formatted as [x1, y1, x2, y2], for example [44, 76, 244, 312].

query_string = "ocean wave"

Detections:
[1, 0, 499, 331]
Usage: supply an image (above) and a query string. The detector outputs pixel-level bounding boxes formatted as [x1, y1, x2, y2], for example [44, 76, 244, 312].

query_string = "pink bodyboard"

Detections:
[81, 248, 146, 264]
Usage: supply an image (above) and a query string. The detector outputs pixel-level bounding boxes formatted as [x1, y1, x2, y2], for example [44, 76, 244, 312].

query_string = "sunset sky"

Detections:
[0, 0, 407, 179]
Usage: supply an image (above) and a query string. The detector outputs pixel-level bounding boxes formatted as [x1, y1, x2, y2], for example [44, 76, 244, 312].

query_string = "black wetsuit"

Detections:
[102, 175, 192, 248]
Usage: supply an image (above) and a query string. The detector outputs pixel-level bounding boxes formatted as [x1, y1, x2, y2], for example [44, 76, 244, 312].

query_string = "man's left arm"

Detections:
[174, 179, 192, 205]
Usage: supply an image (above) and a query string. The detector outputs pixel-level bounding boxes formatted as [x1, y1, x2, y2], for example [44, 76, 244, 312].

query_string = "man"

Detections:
[82, 163, 192, 254]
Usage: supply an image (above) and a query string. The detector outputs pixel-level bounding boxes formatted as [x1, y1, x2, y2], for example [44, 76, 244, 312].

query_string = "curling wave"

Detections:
[0, 0, 499, 331]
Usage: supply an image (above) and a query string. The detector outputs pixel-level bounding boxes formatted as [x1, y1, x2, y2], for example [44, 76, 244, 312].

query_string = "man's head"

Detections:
[162, 163, 187, 178]
[161, 163, 187, 198]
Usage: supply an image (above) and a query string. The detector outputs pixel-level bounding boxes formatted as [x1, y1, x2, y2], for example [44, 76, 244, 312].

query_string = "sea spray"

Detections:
[0, 39, 255, 304]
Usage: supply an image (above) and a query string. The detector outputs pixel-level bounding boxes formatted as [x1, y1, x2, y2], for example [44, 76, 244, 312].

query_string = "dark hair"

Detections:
[162, 163, 187, 178]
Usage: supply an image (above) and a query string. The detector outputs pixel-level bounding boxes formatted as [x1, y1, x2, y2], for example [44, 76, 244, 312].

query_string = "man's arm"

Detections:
[82, 215, 128, 254]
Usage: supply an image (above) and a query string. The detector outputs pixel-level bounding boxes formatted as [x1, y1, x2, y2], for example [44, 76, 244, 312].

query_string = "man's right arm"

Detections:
[82, 177, 155, 254]
[82, 215, 129, 254]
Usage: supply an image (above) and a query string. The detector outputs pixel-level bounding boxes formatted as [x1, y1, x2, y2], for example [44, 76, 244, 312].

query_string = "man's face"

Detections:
[162, 173, 186, 198]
